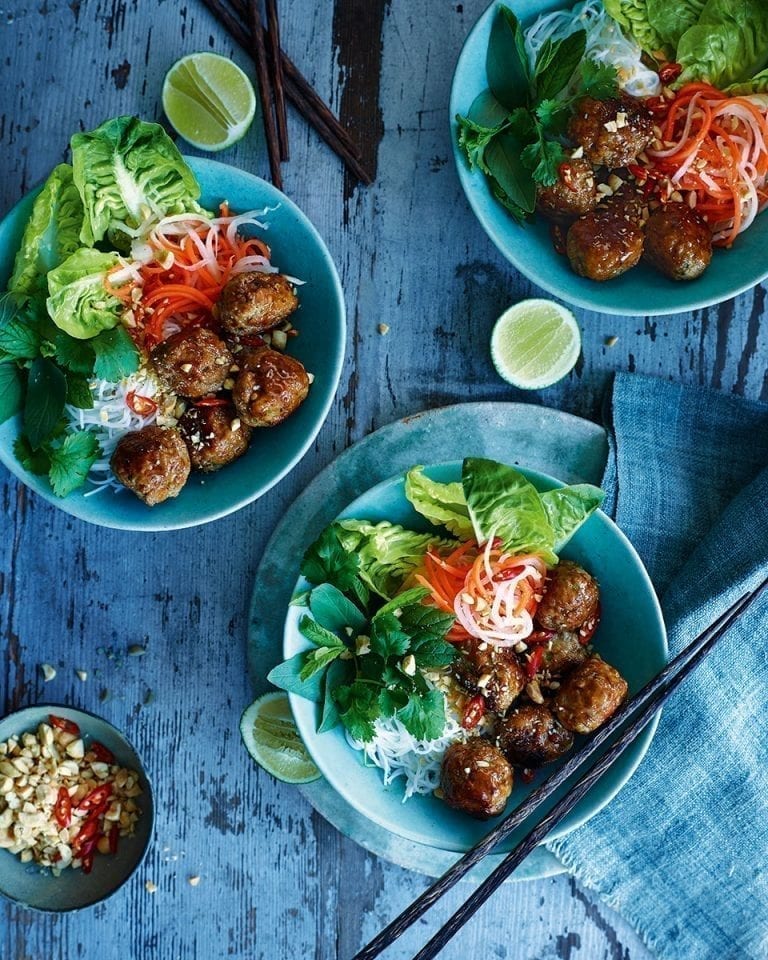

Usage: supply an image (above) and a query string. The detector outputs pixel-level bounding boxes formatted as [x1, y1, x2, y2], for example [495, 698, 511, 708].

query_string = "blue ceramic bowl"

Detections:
[0, 158, 345, 530]
[284, 462, 667, 853]
[0, 704, 154, 911]
[450, 0, 768, 316]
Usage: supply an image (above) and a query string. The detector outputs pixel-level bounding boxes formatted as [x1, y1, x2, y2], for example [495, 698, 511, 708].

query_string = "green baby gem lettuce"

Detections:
[540, 484, 605, 551]
[8, 164, 84, 301]
[602, 0, 669, 57]
[46, 249, 125, 340]
[71, 116, 205, 247]
[404, 466, 474, 538]
[676, 0, 768, 89]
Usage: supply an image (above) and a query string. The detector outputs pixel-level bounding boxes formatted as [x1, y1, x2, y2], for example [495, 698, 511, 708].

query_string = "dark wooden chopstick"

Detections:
[264, 0, 289, 161]
[247, 0, 282, 189]
[355, 576, 768, 960]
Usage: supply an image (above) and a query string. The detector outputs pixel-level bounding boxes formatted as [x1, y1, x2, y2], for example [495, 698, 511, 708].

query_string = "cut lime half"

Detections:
[490, 299, 581, 390]
[163, 52, 256, 152]
[240, 693, 321, 784]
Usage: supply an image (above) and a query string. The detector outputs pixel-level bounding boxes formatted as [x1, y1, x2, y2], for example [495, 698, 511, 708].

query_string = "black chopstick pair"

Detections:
[247, 0, 287, 189]
[354, 575, 768, 960]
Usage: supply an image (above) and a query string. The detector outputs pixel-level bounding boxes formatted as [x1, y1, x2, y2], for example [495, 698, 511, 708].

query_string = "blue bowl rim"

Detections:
[0, 702, 155, 913]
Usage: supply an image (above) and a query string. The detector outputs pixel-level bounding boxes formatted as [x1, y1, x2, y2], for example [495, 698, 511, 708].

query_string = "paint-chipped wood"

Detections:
[2, 0, 764, 957]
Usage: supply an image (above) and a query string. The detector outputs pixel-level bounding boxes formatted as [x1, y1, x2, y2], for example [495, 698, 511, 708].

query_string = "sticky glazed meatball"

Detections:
[178, 401, 253, 472]
[151, 327, 233, 399]
[567, 95, 653, 168]
[232, 347, 310, 428]
[644, 203, 713, 280]
[496, 704, 574, 767]
[111, 425, 191, 506]
[537, 561, 599, 632]
[552, 657, 628, 734]
[219, 272, 298, 337]
[454, 640, 526, 715]
[542, 629, 589, 676]
[536, 157, 599, 219]
[566, 209, 644, 281]
[440, 739, 513, 820]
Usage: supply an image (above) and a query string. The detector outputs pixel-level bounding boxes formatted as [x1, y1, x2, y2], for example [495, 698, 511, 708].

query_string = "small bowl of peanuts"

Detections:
[0, 704, 153, 911]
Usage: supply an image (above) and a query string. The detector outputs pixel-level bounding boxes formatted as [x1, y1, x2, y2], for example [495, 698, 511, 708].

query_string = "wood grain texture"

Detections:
[0, 0, 765, 957]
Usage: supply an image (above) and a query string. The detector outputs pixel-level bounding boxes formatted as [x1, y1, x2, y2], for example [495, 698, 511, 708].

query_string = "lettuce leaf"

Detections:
[602, 0, 669, 57]
[404, 466, 474, 537]
[335, 520, 454, 599]
[46, 249, 124, 340]
[727, 72, 768, 95]
[646, 0, 705, 48]
[8, 164, 84, 301]
[71, 116, 205, 247]
[540, 484, 604, 552]
[677, 0, 768, 88]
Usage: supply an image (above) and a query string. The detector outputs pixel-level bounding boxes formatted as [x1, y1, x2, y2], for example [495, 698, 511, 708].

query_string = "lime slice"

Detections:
[240, 693, 321, 784]
[162, 52, 256, 152]
[490, 299, 581, 390]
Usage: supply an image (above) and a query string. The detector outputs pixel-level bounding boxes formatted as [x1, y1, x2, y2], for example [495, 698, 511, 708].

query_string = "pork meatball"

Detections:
[568, 95, 653, 168]
[566, 209, 644, 281]
[232, 347, 309, 428]
[542, 629, 589, 676]
[111, 425, 190, 506]
[454, 640, 526, 715]
[537, 561, 599, 632]
[644, 203, 713, 280]
[219, 272, 298, 337]
[552, 657, 628, 734]
[178, 401, 253, 472]
[496, 704, 574, 767]
[536, 157, 599, 219]
[151, 327, 232, 399]
[440, 739, 513, 820]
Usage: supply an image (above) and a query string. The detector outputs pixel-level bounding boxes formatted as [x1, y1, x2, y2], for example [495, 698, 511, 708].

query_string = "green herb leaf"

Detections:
[521, 136, 567, 187]
[378, 686, 409, 718]
[370, 613, 411, 659]
[487, 5, 531, 111]
[580, 58, 620, 100]
[47, 431, 100, 497]
[309, 583, 367, 636]
[456, 115, 506, 174]
[65, 372, 94, 409]
[298, 615, 347, 651]
[13, 434, 51, 474]
[334, 681, 380, 743]
[489, 179, 530, 223]
[398, 604, 456, 669]
[91, 325, 140, 382]
[54, 332, 95, 374]
[0, 313, 41, 361]
[299, 644, 344, 682]
[397, 689, 447, 742]
[289, 590, 311, 608]
[0, 363, 23, 425]
[535, 98, 571, 135]
[318, 659, 352, 734]
[301, 524, 369, 606]
[484, 130, 537, 214]
[374, 587, 431, 621]
[24, 358, 67, 449]
[267, 652, 325, 703]
[534, 30, 587, 102]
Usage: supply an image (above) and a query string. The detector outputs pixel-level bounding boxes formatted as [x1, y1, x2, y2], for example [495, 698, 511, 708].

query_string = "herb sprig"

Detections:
[456, 5, 619, 222]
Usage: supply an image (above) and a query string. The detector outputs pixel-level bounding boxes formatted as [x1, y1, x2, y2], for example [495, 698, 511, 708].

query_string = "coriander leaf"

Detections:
[535, 98, 571, 136]
[487, 5, 531, 111]
[13, 434, 51, 475]
[299, 644, 344, 682]
[358, 651, 387, 683]
[309, 583, 367, 636]
[378, 686, 408, 718]
[267, 652, 325, 702]
[24, 358, 66, 448]
[0, 314, 41, 361]
[521, 136, 567, 187]
[334, 681, 380, 743]
[318, 659, 352, 734]
[54, 332, 95, 374]
[65, 372, 94, 409]
[397, 689, 447, 742]
[0, 363, 23, 425]
[484, 130, 537, 215]
[507, 106, 536, 141]
[382, 663, 408, 688]
[456, 114, 505, 174]
[91, 325, 139, 382]
[370, 613, 411, 659]
[47, 431, 100, 497]
[580, 58, 619, 100]
[298, 615, 347, 651]
[301, 524, 369, 606]
[534, 30, 586, 102]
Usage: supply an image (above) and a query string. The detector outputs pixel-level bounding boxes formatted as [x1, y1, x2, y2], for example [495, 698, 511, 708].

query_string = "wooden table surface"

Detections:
[1, 1, 764, 958]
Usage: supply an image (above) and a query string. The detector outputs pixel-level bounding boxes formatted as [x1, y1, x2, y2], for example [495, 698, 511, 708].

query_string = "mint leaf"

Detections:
[54, 332, 95, 375]
[456, 114, 506, 174]
[24, 358, 66, 448]
[13, 434, 50, 475]
[0, 315, 41, 361]
[399, 603, 455, 650]
[299, 644, 344, 682]
[397, 689, 447, 742]
[65, 372, 94, 410]
[0, 363, 22, 424]
[334, 681, 380, 743]
[47, 431, 100, 497]
[91, 325, 139, 382]
[298, 615, 347, 651]
[534, 30, 586, 102]
[370, 613, 411, 659]
[580, 59, 619, 100]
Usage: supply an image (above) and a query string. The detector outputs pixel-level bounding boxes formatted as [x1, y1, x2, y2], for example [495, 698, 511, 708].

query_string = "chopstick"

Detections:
[200, 0, 372, 184]
[247, 0, 283, 189]
[264, 0, 289, 161]
[355, 576, 768, 960]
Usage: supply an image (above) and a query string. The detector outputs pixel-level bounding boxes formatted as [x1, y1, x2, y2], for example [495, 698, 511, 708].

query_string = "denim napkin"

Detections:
[546, 372, 768, 960]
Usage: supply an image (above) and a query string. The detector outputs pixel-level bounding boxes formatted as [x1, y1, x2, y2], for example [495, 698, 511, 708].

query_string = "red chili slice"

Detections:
[644, 95, 668, 117]
[461, 695, 487, 730]
[492, 565, 524, 583]
[658, 62, 682, 84]
[126, 391, 158, 417]
[194, 396, 230, 408]
[90, 741, 115, 764]
[75, 783, 112, 816]
[48, 715, 80, 736]
[109, 823, 119, 854]
[74, 817, 100, 849]
[525, 646, 545, 680]
[526, 629, 555, 645]
[558, 162, 577, 191]
[54, 786, 71, 828]
[627, 163, 647, 183]
[79, 835, 98, 874]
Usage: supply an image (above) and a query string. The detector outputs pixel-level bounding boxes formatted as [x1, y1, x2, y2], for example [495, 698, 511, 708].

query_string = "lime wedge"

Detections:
[240, 693, 321, 784]
[490, 299, 581, 390]
[162, 52, 256, 152]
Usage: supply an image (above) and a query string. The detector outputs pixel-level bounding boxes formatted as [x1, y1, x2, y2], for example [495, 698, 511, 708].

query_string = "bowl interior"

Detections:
[284, 462, 667, 853]
[0, 157, 345, 530]
[0, 705, 154, 911]
[449, 0, 768, 316]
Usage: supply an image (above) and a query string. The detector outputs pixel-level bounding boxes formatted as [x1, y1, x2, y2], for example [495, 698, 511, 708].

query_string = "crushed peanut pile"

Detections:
[0, 716, 142, 875]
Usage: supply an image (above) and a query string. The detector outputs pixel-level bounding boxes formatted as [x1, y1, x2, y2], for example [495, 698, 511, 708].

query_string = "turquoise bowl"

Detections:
[0, 158, 345, 530]
[450, 0, 768, 316]
[0, 704, 153, 911]
[284, 462, 667, 853]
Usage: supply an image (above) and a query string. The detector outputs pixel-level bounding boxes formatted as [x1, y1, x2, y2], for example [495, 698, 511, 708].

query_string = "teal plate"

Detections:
[450, 0, 768, 316]
[0, 158, 345, 530]
[248, 401, 667, 879]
